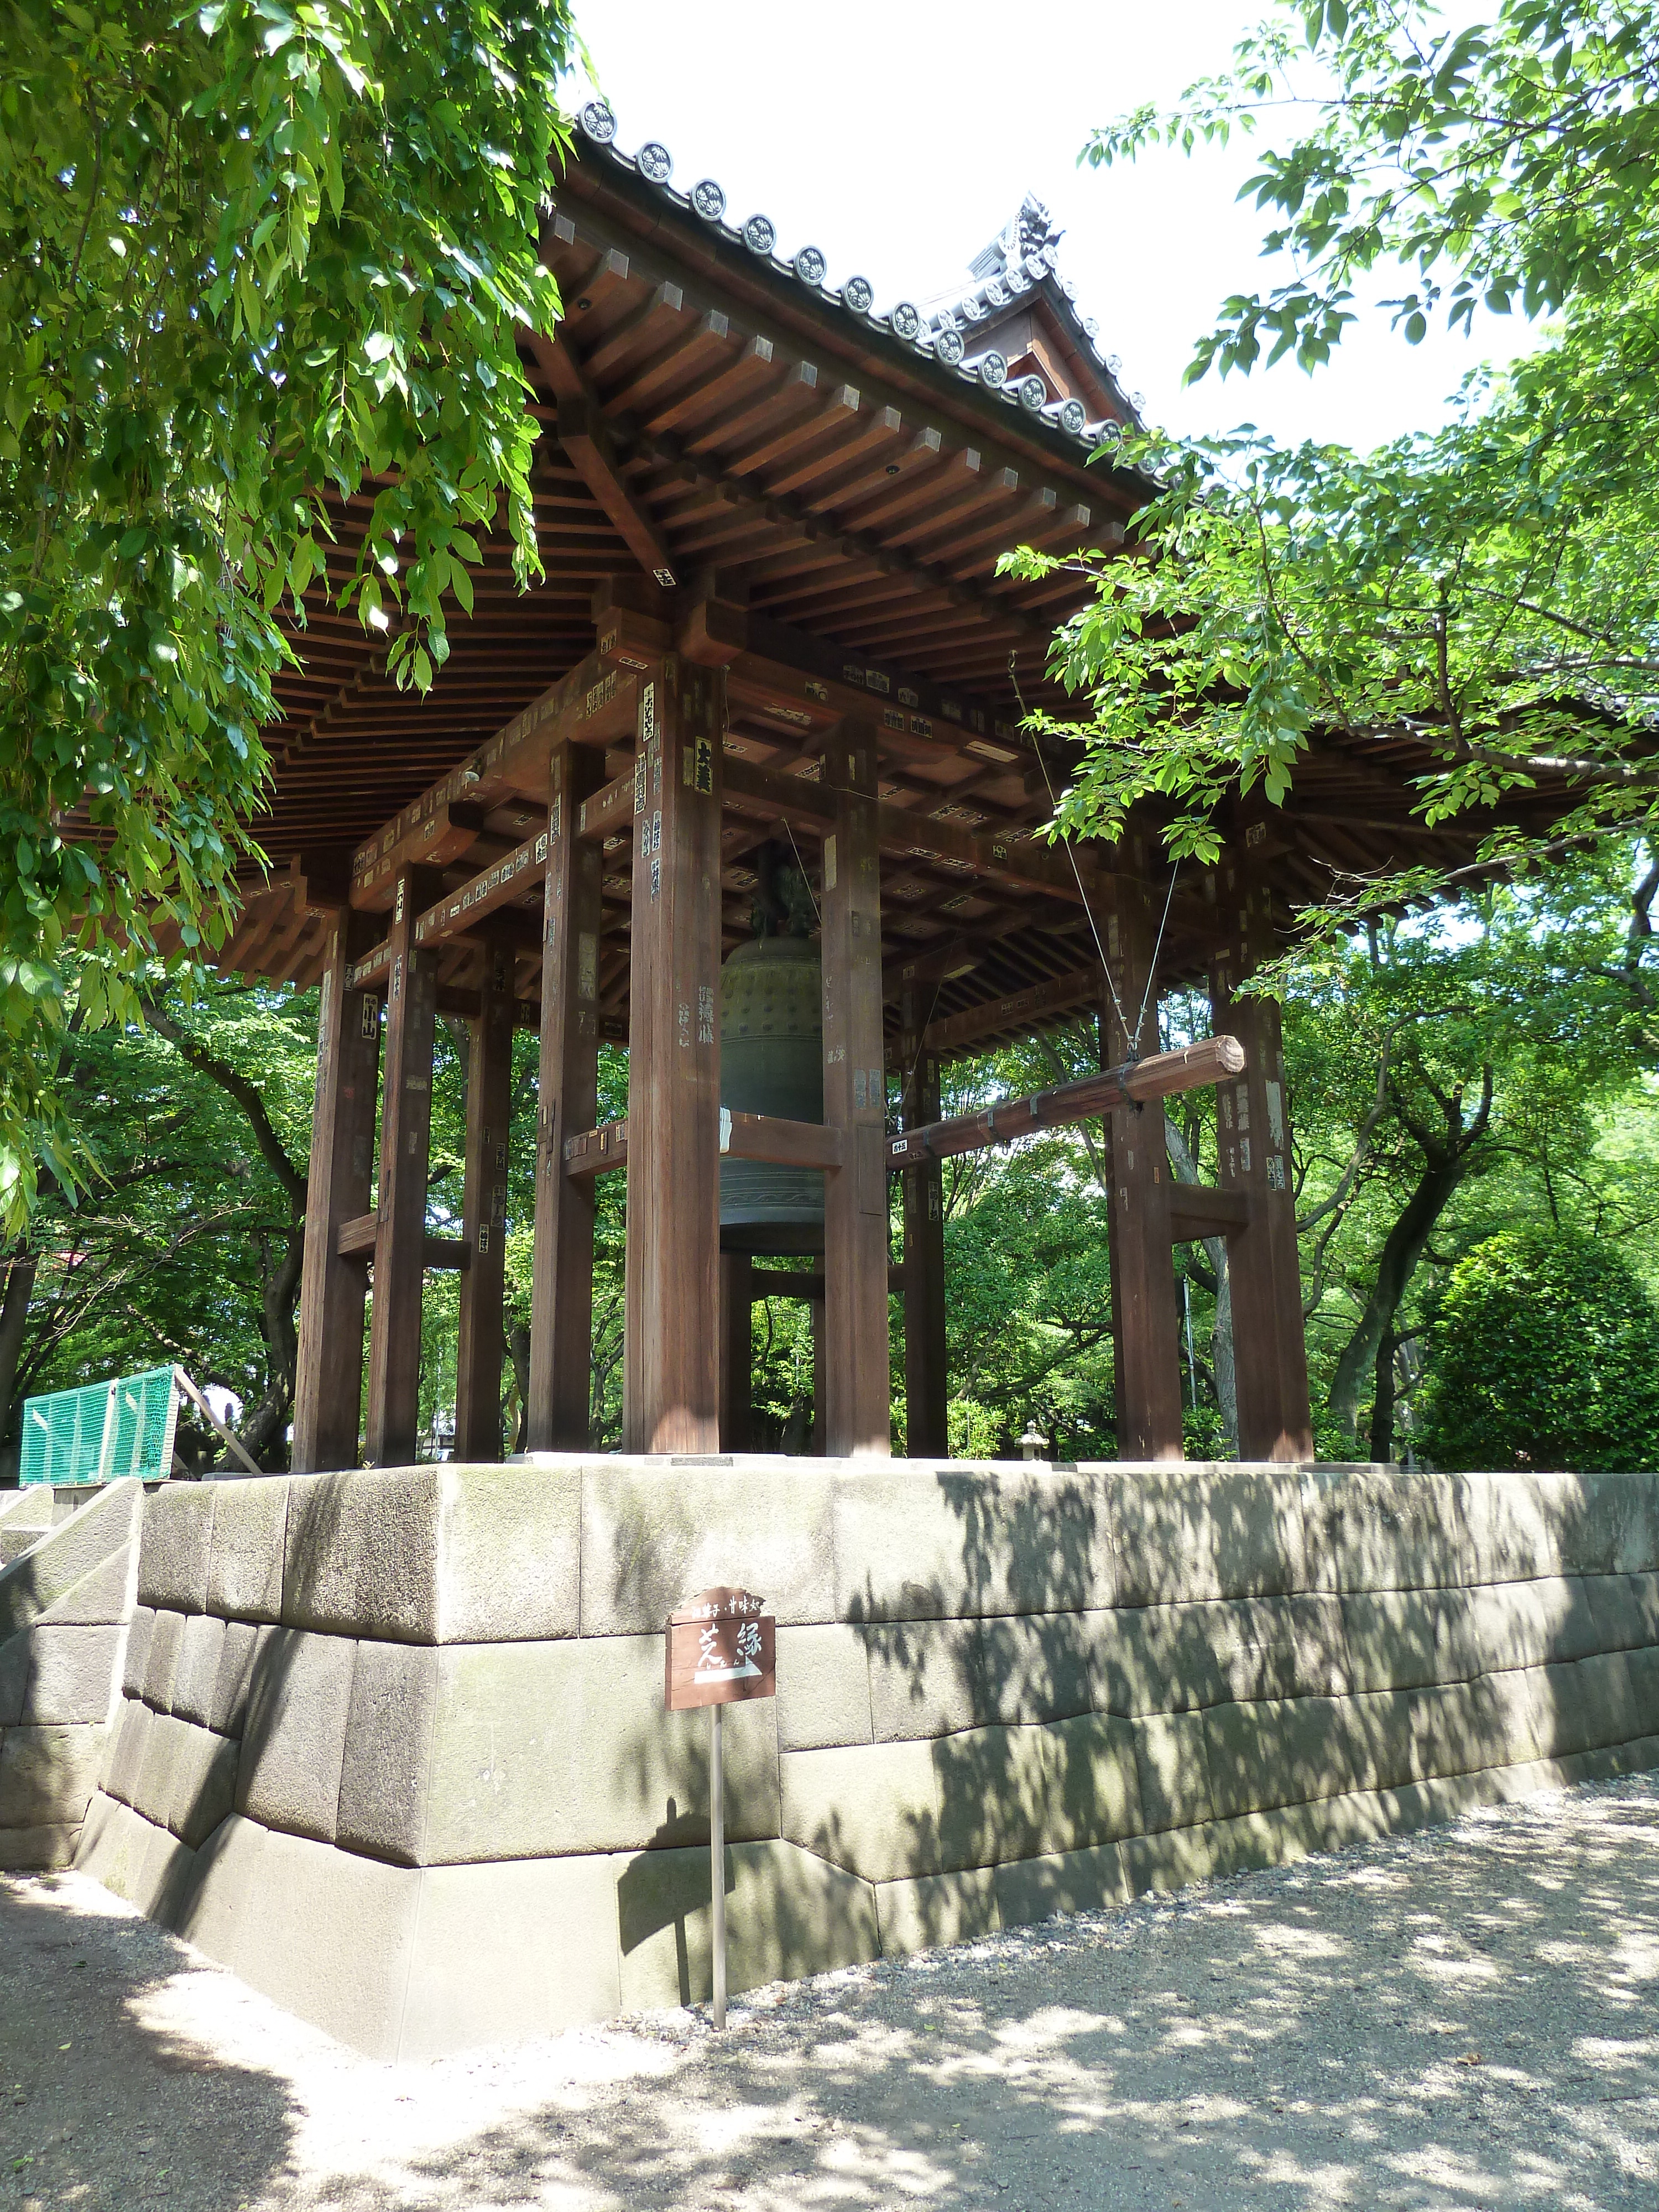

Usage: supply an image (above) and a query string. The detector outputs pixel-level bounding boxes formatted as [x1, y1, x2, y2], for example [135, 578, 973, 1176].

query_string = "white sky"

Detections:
[567, 0, 1533, 451]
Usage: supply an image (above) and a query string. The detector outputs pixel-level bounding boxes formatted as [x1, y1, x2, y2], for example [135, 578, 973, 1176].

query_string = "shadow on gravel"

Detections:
[4, 1783, 1657, 2212]
[0, 1874, 295, 2212]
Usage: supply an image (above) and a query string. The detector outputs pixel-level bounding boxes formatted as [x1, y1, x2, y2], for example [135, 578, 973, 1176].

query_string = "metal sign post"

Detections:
[665, 1587, 776, 2029]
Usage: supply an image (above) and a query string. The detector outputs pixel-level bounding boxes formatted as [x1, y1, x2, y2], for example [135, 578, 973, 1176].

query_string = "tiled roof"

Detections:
[574, 101, 1132, 455]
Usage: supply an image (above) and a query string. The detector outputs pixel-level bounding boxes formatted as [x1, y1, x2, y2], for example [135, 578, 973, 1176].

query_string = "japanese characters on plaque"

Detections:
[665, 1587, 777, 1712]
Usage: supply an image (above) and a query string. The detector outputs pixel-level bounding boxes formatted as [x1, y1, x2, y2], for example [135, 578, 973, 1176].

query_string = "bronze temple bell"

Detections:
[719, 853, 824, 1246]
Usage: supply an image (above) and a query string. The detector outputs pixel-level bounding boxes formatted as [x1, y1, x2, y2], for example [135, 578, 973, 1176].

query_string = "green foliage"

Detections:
[1417, 1228, 1659, 1471]
[0, 0, 576, 1228]
[1030, 2, 1659, 920]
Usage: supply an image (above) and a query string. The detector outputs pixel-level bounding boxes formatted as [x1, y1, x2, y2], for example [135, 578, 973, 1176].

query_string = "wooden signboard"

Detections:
[664, 1585, 775, 2029]
[665, 1587, 776, 1711]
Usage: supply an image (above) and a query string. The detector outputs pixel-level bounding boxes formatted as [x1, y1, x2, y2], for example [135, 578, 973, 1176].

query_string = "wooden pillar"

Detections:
[293, 909, 382, 1472]
[1210, 833, 1313, 1462]
[821, 718, 891, 1457]
[364, 864, 442, 1468]
[454, 925, 515, 1462]
[718, 1251, 752, 1452]
[899, 1021, 948, 1460]
[528, 741, 606, 1450]
[1103, 848, 1185, 1460]
[622, 659, 725, 1454]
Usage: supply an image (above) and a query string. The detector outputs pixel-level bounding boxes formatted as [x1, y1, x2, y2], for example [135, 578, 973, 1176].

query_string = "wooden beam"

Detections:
[455, 925, 516, 1462]
[886, 1039, 1245, 1167]
[821, 718, 891, 1457]
[528, 741, 607, 1450]
[413, 832, 547, 952]
[622, 660, 727, 1453]
[1168, 1186, 1253, 1243]
[336, 1214, 467, 1269]
[577, 768, 637, 844]
[559, 397, 679, 588]
[364, 864, 443, 1467]
[561, 1109, 840, 1178]
[921, 966, 1103, 1057]
[291, 911, 382, 1472]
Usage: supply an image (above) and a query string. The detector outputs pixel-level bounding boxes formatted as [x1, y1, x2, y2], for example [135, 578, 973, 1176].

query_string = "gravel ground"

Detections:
[2, 1776, 1656, 2211]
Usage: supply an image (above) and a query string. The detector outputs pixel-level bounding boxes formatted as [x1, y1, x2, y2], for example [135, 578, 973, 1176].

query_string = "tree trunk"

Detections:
[0, 1254, 38, 1458]
[229, 1227, 305, 1470]
[1369, 1326, 1399, 1463]
[1329, 1067, 1494, 1439]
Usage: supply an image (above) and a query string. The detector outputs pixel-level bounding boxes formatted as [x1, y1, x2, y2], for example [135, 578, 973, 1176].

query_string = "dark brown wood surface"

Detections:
[527, 739, 607, 1450]
[1210, 823, 1315, 1462]
[1102, 845, 1185, 1462]
[455, 924, 516, 1460]
[718, 1251, 752, 1453]
[364, 864, 443, 1467]
[622, 660, 725, 1452]
[820, 718, 891, 1457]
[664, 1586, 776, 1712]
[291, 910, 382, 1473]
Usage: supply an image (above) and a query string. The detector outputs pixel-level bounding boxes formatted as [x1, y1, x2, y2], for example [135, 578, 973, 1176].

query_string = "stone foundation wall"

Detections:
[35, 1459, 1659, 2059]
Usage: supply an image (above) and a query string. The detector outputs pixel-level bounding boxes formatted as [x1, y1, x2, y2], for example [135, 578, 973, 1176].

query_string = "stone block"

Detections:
[436, 1463, 580, 1642]
[121, 1608, 155, 1699]
[1199, 1700, 1276, 1814]
[184, 1815, 423, 2060]
[421, 1634, 780, 1865]
[994, 1842, 1130, 1928]
[0, 1822, 80, 1870]
[1470, 1577, 1599, 1672]
[22, 1625, 123, 1725]
[103, 1695, 150, 1807]
[206, 1477, 289, 1624]
[164, 1720, 239, 1849]
[137, 1481, 215, 1613]
[1214, 1801, 1323, 1876]
[1481, 1667, 1545, 1766]
[0, 1631, 27, 1728]
[1344, 1691, 1417, 1792]
[875, 1867, 999, 1954]
[1627, 1647, 1659, 1736]
[1187, 1596, 1349, 1703]
[583, 1460, 836, 1636]
[134, 1709, 186, 1827]
[1407, 1679, 1505, 1778]
[1340, 1590, 1476, 1693]
[1301, 1470, 1472, 1593]
[336, 1641, 439, 1865]
[615, 1839, 880, 2015]
[1121, 1822, 1238, 1896]
[171, 1614, 227, 1728]
[1040, 1713, 1144, 1852]
[833, 1465, 1111, 1623]
[1556, 1473, 1659, 1575]
[1461, 1472, 1561, 1584]
[1131, 1710, 1213, 1833]
[284, 1468, 442, 1643]
[0, 1722, 106, 1827]
[1566, 1651, 1643, 1751]
[1305, 1788, 1394, 1855]
[76, 1789, 158, 1900]
[143, 1608, 185, 1712]
[1588, 1573, 1659, 1653]
[781, 1740, 944, 1884]
[1108, 1467, 1307, 1606]
[863, 1619, 983, 1741]
[236, 1627, 356, 1843]
[0, 1479, 143, 1638]
[405, 1851, 623, 2052]
[1093, 1605, 1229, 1717]
[210, 1621, 268, 1738]
[38, 1542, 134, 1626]
[975, 1614, 1098, 1726]
[774, 1624, 872, 1752]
